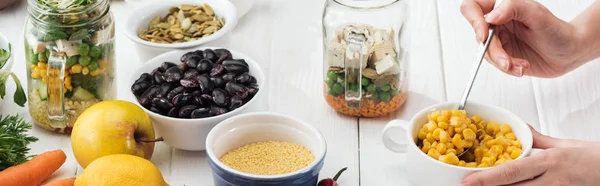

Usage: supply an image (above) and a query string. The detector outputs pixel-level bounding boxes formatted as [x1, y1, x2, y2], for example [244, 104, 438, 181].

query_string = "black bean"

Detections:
[212, 88, 230, 107]
[167, 86, 185, 100]
[203, 49, 217, 62]
[178, 105, 197, 118]
[209, 106, 228, 116]
[181, 51, 201, 62]
[225, 82, 249, 99]
[201, 94, 213, 105]
[222, 73, 237, 82]
[211, 76, 225, 88]
[178, 63, 188, 72]
[159, 83, 176, 97]
[160, 62, 177, 72]
[164, 66, 184, 83]
[180, 76, 199, 88]
[193, 96, 204, 106]
[138, 85, 160, 108]
[153, 72, 166, 84]
[210, 64, 226, 76]
[249, 76, 257, 84]
[192, 90, 202, 97]
[235, 73, 252, 85]
[214, 49, 232, 64]
[196, 59, 213, 73]
[194, 50, 204, 57]
[247, 86, 259, 96]
[150, 107, 165, 115]
[191, 107, 212, 118]
[222, 63, 249, 75]
[223, 59, 249, 68]
[197, 75, 214, 94]
[172, 93, 193, 107]
[168, 107, 179, 118]
[131, 81, 152, 97]
[229, 97, 244, 111]
[184, 69, 200, 79]
[135, 73, 152, 84]
[184, 58, 200, 69]
[151, 68, 161, 75]
[152, 97, 173, 112]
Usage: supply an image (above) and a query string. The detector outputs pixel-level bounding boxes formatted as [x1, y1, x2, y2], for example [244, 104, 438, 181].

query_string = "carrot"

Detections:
[0, 149, 67, 186]
[42, 178, 75, 186]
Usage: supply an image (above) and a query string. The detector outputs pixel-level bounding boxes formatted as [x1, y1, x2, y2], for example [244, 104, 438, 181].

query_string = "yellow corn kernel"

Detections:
[437, 115, 449, 123]
[37, 62, 47, 69]
[438, 122, 449, 130]
[452, 134, 463, 149]
[465, 162, 478, 168]
[483, 135, 493, 142]
[486, 122, 497, 135]
[442, 110, 451, 117]
[495, 132, 504, 139]
[431, 141, 438, 148]
[458, 160, 467, 167]
[468, 124, 477, 133]
[463, 128, 476, 140]
[442, 152, 460, 165]
[418, 128, 427, 140]
[70, 64, 82, 74]
[477, 163, 489, 168]
[455, 126, 463, 134]
[29, 64, 37, 70]
[42, 77, 47, 83]
[457, 146, 464, 155]
[446, 143, 454, 149]
[450, 116, 461, 126]
[440, 130, 450, 143]
[474, 147, 484, 158]
[31, 68, 41, 79]
[471, 115, 481, 123]
[425, 121, 437, 132]
[481, 157, 492, 165]
[495, 158, 507, 165]
[491, 145, 504, 154]
[506, 146, 514, 154]
[426, 133, 435, 143]
[505, 133, 517, 141]
[448, 126, 455, 137]
[511, 148, 522, 159]
[502, 153, 512, 160]
[422, 140, 431, 153]
[429, 111, 440, 121]
[433, 128, 442, 140]
[90, 69, 103, 76]
[511, 140, 522, 148]
[500, 124, 512, 134]
[428, 148, 441, 159]
[446, 148, 457, 155]
[463, 140, 473, 148]
[451, 110, 461, 116]
[82, 67, 89, 75]
[436, 143, 447, 154]
[485, 139, 496, 148]
[39, 68, 47, 78]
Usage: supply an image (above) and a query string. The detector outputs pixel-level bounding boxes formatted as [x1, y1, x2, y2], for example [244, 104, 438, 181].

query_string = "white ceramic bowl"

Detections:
[124, 0, 238, 49]
[206, 112, 327, 186]
[381, 102, 534, 186]
[128, 47, 264, 151]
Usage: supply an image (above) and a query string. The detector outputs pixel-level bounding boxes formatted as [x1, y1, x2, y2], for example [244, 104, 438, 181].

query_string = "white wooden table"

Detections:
[1, 0, 599, 185]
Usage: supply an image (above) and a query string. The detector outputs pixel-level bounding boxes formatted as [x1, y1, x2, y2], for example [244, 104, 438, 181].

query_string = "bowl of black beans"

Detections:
[129, 47, 264, 151]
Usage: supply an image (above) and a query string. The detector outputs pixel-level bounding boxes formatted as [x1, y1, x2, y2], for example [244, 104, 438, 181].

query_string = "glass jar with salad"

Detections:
[322, 0, 410, 117]
[24, 0, 115, 133]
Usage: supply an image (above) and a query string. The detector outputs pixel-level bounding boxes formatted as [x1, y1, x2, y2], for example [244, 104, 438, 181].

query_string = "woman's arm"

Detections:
[572, 0, 600, 66]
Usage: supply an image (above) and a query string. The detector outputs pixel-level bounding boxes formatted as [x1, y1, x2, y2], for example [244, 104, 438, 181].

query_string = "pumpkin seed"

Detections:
[374, 74, 394, 87]
[390, 75, 399, 90]
[362, 68, 380, 79]
[203, 4, 214, 16]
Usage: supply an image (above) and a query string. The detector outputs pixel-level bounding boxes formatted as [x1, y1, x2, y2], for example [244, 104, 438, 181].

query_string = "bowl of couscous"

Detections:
[381, 102, 533, 186]
[205, 112, 326, 186]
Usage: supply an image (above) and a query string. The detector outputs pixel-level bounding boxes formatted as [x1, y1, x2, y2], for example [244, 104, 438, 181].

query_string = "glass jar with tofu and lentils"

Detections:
[23, 0, 115, 133]
[322, 0, 409, 117]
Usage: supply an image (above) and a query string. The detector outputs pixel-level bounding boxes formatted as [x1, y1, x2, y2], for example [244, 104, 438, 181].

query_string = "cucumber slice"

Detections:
[36, 80, 48, 101]
[72, 87, 95, 101]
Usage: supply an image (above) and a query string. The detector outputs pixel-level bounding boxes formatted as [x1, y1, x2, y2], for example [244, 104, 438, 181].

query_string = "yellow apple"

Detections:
[71, 100, 159, 168]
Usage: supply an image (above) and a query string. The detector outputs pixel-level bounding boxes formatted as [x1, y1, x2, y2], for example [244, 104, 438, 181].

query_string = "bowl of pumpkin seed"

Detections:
[125, 0, 238, 49]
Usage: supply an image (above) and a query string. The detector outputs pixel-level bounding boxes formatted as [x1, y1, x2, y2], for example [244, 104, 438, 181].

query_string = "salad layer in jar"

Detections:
[24, 0, 115, 133]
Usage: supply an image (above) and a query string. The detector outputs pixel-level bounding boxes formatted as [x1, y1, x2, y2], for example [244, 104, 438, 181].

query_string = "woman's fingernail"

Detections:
[476, 30, 483, 42]
[485, 11, 499, 23]
[498, 59, 509, 71]
[517, 66, 524, 77]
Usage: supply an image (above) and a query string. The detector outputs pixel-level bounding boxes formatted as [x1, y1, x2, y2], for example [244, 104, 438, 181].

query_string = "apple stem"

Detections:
[137, 137, 164, 143]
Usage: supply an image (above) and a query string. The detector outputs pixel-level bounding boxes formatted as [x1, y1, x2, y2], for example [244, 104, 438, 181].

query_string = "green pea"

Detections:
[89, 45, 102, 58]
[79, 56, 91, 66]
[325, 79, 335, 87]
[38, 52, 47, 62]
[78, 43, 90, 56]
[371, 91, 379, 100]
[332, 83, 344, 94]
[381, 84, 391, 91]
[327, 71, 337, 81]
[30, 53, 39, 65]
[88, 60, 100, 71]
[361, 77, 370, 87]
[66, 56, 78, 66]
[327, 88, 335, 95]
[380, 91, 391, 102]
[349, 84, 358, 92]
[366, 84, 376, 92]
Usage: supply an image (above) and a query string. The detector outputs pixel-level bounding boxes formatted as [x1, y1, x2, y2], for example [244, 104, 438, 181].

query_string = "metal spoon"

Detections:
[456, 26, 496, 157]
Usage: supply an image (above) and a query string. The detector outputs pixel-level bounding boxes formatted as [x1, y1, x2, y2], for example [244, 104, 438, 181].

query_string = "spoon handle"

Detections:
[458, 26, 496, 110]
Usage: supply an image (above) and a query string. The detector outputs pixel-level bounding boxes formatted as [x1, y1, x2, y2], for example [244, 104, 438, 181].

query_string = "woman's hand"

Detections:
[461, 0, 586, 78]
[461, 126, 600, 186]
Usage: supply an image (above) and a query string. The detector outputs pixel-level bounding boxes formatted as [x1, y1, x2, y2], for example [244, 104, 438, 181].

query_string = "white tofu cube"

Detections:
[371, 42, 396, 62]
[327, 40, 345, 68]
[91, 27, 114, 45]
[56, 39, 81, 57]
[26, 33, 46, 54]
[375, 55, 401, 75]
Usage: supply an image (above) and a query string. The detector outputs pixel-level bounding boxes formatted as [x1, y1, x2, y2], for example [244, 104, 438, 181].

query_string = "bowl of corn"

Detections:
[205, 112, 326, 186]
[381, 102, 533, 186]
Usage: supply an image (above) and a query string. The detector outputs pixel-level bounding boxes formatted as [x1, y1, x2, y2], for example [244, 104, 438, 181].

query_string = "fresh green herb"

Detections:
[0, 43, 10, 69]
[69, 29, 91, 41]
[0, 114, 38, 171]
[0, 70, 27, 107]
[37, 0, 96, 9]
[71, 73, 102, 96]
[36, 29, 68, 42]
